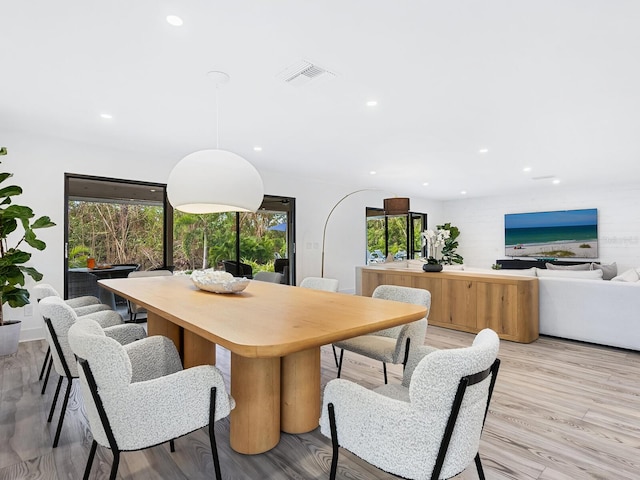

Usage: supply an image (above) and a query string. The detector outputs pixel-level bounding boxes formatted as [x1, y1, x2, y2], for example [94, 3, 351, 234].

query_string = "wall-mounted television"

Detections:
[505, 208, 598, 259]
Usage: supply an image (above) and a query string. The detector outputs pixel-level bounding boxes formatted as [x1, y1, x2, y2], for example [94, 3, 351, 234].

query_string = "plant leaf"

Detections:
[0, 172, 12, 183]
[24, 229, 46, 250]
[0, 185, 22, 199]
[2, 286, 30, 308]
[0, 218, 18, 236]
[3, 204, 33, 220]
[0, 249, 31, 267]
[22, 266, 43, 282]
[31, 216, 56, 229]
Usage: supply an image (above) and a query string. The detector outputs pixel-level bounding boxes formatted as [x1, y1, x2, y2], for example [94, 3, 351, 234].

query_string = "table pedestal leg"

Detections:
[147, 312, 181, 349]
[230, 353, 281, 454]
[147, 312, 216, 367]
[183, 329, 216, 367]
[281, 347, 321, 434]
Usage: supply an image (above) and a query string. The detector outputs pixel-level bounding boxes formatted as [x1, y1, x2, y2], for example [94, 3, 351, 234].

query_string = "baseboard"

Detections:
[20, 326, 45, 343]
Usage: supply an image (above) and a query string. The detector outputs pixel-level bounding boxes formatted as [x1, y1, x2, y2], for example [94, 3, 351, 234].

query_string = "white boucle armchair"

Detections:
[68, 317, 234, 480]
[333, 284, 431, 384]
[321, 328, 500, 480]
[39, 296, 146, 448]
[32, 282, 112, 385]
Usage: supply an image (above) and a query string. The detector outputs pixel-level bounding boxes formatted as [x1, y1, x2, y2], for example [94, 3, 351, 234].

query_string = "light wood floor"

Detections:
[1, 326, 638, 479]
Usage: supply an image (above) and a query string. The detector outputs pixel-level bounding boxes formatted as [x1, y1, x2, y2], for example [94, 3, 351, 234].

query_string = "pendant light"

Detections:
[167, 71, 264, 213]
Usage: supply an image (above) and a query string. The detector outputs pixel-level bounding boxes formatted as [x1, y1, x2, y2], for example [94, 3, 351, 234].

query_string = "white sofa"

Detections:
[537, 276, 640, 351]
[451, 265, 640, 350]
[359, 263, 640, 350]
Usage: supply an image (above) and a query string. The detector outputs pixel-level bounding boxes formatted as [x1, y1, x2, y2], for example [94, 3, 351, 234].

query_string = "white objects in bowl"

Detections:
[190, 269, 250, 293]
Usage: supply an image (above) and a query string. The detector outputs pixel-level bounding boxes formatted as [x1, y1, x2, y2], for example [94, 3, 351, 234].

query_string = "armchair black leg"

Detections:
[328, 403, 339, 480]
[475, 453, 486, 480]
[39, 346, 51, 380]
[109, 450, 120, 480]
[331, 345, 339, 367]
[382, 362, 388, 384]
[48, 376, 63, 422]
[336, 349, 344, 378]
[170, 439, 175, 452]
[83, 440, 98, 480]
[209, 387, 222, 480]
[41, 358, 53, 394]
[53, 378, 72, 448]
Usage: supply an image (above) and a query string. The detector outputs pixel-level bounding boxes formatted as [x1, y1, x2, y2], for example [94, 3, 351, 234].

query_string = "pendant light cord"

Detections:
[215, 83, 220, 149]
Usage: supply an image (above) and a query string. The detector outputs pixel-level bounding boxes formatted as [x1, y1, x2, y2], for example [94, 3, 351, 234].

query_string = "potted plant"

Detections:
[0, 146, 56, 356]
[437, 222, 464, 265]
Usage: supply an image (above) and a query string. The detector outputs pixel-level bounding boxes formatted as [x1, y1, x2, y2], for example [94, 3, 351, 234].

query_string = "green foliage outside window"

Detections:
[68, 202, 288, 273]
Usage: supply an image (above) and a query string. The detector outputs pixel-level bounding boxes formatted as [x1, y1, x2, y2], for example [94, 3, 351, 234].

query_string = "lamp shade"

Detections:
[167, 149, 264, 213]
[383, 197, 410, 215]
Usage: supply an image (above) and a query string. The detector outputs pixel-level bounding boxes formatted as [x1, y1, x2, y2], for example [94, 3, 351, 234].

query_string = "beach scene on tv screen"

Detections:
[505, 208, 598, 258]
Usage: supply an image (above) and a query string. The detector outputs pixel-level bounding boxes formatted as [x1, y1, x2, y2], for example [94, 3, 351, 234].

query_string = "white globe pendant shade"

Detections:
[167, 149, 264, 213]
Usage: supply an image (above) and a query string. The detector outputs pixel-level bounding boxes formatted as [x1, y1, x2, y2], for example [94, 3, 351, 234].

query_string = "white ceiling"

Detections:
[2, 1, 640, 200]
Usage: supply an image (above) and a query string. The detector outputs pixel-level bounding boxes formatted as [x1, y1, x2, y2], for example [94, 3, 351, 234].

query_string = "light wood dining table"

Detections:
[99, 275, 427, 454]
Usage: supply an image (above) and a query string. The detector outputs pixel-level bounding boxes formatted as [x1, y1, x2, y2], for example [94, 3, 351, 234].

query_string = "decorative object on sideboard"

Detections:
[420, 223, 463, 268]
[422, 263, 444, 272]
[421, 228, 449, 266]
[437, 222, 464, 265]
[0, 146, 56, 355]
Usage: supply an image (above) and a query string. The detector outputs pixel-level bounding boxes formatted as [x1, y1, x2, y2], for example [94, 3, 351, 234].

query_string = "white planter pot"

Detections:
[0, 320, 22, 356]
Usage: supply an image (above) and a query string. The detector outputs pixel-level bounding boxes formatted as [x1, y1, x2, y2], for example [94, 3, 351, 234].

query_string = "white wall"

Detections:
[443, 186, 640, 272]
[8, 130, 639, 343]
[2, 131, 442, 341]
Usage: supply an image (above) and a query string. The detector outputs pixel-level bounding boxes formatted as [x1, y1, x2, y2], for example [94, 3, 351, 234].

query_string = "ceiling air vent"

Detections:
[277, 60, 336, 87]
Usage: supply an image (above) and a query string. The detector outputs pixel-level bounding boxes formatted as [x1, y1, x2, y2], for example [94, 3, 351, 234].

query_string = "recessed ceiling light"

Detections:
[523, 167, 532, 172]
[422, 182, 429, 186]
[552, 179, 561, 185]
[166, 15, 183, 26]
[478, 148, 489, 154]
[370, 171, 377, 175]
[461, 190, 467, 195]
[253, 146, 262, 152]
[150, 189, 156, 192]
[100, 113, 113, 119]
[366, 100, 378, 107]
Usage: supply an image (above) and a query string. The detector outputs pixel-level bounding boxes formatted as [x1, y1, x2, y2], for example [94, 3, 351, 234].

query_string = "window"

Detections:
[366, 208, 427, 263]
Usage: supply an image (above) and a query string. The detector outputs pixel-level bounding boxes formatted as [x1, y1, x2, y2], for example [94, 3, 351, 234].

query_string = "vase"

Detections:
[422, 263, 443, 272]
[0, 320, 21, 356]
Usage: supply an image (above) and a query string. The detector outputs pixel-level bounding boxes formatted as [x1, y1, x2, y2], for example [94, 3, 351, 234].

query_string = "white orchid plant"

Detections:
[421, 228, 451, 265]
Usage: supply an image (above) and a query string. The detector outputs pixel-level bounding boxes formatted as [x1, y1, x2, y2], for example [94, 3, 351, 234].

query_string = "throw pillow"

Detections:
[545, 262, 591, 271]
[611, 268, 640, 282]
[591, 262, 617, 280]
[535, 268, 604, 279]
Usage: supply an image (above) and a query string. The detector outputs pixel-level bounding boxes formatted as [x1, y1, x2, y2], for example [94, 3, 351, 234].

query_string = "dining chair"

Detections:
[253, 271, 284, 283]
[333, 284, 430, 384]
[68, 317, 234, 480]
[39, 297, 146, 448]
[126, 269, 173, 322]
[223, 260, 253, 278]
[299, 277, 341, 365]
[32, 283, 113, 396]
[67, 271, 101, 299]
[321, 328, 501, 480]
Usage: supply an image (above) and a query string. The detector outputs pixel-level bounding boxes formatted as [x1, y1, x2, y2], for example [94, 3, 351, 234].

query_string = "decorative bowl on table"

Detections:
[190, 269, 250, 294]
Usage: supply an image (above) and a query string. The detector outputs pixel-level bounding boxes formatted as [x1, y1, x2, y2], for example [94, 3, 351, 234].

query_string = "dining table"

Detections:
[98, 275, 428, 454]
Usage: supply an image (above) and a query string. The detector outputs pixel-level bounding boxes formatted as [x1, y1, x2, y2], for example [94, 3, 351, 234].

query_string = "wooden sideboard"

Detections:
[358, 265, 539, 343]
